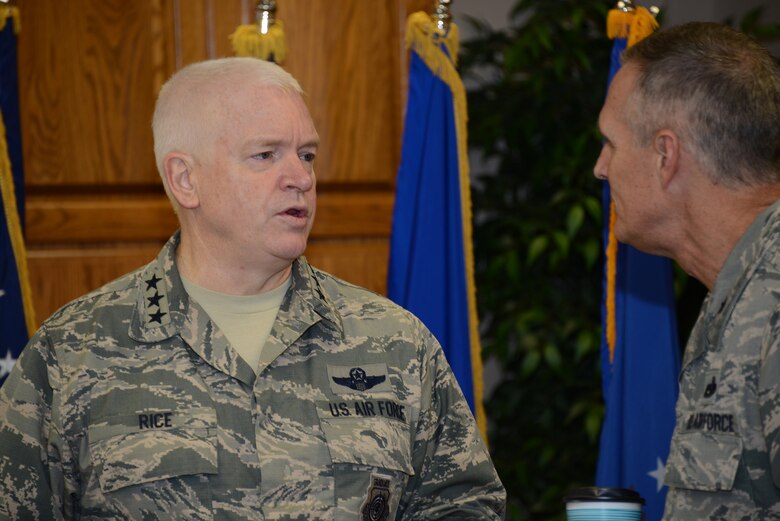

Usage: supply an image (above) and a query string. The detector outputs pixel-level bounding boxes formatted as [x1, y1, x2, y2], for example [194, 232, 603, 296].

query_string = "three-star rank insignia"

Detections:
[143, 270, 170, 326]
[332, 367, 386, 391]
[360, 474, 391, 521]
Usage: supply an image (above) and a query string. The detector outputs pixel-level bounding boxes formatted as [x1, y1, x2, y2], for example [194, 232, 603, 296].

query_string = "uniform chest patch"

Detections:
[361, 473, 391, 521]
[327, 363, 391, 394]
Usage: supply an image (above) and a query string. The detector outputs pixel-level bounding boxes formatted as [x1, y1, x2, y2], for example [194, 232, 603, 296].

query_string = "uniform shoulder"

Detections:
[309, 265, 423, 321]
[42, 264, 145, 328]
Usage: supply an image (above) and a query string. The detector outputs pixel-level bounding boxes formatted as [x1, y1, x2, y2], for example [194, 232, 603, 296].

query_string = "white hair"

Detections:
[152, 58, 304, 200]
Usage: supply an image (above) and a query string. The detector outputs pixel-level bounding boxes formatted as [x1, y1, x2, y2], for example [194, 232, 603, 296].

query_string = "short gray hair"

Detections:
[622, 22, 780, 187]
[152, 58, 304, 198]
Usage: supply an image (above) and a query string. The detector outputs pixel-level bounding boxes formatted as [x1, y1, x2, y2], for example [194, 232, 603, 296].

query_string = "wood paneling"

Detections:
[18, 0, 165, 186]
[305, 239, 390, 294]
[27, 245, 164, 320]
[25, 190, 392, 244]
[27, 238, 389, 322]
[18, 1, 433, 326]
[280, 0, 404, 185]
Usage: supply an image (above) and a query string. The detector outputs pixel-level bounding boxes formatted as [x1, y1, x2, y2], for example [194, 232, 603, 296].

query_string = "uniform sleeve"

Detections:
[399, 327, 506, 520]
[0, 327, 69, 521]
[760, 306, 780, 489]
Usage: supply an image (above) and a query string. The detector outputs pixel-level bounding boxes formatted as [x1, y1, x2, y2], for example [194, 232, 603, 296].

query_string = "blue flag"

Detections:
[387, 12, 486, 438]
[0, 7, 34, 386]
[596, 9, 680, 521]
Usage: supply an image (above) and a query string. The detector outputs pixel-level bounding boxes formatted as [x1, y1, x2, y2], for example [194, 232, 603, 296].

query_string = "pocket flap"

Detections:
[317, 401, 414, 476]
[89, 408, 218, 493]
[665, 431, 742, 492]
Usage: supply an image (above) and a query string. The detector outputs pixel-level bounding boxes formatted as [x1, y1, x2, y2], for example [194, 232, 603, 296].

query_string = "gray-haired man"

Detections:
[595, 22, 780, 520]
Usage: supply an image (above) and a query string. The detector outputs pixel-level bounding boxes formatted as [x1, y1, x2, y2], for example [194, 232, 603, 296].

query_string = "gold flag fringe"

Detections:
[405, 11, 488, 444]
[0, 6, 20, 34]
[604, 5, 658, 363]
[607, 6, 659, 47]
[0, 111, 37, 336]
[229, 20, 287, 63]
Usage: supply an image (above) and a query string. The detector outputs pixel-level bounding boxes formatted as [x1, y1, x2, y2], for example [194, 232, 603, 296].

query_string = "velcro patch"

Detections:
[327, 363, 391, 394]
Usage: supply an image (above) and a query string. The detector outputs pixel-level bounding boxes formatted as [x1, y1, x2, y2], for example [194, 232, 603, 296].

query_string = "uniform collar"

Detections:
[128, 232, 344, 382]
[274, 256, 344, 344]
[695, 200, 780, 360]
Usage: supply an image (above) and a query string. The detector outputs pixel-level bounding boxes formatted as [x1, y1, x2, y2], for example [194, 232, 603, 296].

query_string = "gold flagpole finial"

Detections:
[229, 0, 286, 62]
[433, 0, 453, 33]
[256, 0, 277, 35]
[615, 1, 660, 17]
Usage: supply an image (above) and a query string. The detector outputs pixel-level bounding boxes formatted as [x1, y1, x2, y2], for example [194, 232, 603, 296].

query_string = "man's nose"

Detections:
[282, 156, 314, 191]
[593, 145, 609, 181]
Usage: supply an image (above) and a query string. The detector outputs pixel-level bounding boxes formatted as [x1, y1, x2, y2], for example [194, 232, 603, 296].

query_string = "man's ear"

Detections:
[654, 129, 680, 189]
[163, 153, 200, 209]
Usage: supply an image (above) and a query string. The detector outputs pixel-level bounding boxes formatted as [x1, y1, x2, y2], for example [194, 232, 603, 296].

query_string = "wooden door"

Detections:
[19, 0, 431, 322]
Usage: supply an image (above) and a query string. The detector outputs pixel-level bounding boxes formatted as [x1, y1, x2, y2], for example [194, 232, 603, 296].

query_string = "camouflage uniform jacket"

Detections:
[0, 233, 505, 521]
[663, 201, 780, 520]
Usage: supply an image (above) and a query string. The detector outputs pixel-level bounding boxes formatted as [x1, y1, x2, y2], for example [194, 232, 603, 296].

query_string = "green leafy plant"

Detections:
[461, 1, 612, 519]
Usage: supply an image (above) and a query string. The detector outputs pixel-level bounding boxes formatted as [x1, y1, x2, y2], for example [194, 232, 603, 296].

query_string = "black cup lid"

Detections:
[564, 487, 645, 505]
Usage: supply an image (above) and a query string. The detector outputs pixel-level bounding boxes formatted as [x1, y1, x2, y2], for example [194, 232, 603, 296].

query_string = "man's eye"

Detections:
[254, 151, 273, 160]
[300, 152, 316, 162]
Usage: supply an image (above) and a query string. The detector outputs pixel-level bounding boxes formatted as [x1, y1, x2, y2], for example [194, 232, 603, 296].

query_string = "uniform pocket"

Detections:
[317, 401, 414, 475]
[664, 430, 742, 492]
[317, 400, 414, 520]
[89, 407, 218, 493]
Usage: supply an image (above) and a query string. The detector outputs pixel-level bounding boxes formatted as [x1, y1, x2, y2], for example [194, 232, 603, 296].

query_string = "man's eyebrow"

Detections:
[596, 123, 609, 142]
[243, 137, 320, 148]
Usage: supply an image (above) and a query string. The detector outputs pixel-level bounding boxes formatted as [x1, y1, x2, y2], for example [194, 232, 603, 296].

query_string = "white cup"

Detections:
[564, 487, 645, 521]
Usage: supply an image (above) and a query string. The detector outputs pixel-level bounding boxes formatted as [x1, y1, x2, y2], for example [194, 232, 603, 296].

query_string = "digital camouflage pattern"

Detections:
[663, 201, 780, 520]
[0, 232, 505, 520]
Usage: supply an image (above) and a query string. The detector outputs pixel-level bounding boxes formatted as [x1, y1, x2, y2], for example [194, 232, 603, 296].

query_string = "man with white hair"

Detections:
[0, 58, 505, 520]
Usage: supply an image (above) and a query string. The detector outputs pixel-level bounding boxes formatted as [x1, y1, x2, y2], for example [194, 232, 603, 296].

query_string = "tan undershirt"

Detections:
[181, 275, 291, 374]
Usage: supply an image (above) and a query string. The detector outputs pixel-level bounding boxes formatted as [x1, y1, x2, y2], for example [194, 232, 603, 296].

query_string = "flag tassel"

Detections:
[607, 6, 659, 47]
[230, 0, 287, 63]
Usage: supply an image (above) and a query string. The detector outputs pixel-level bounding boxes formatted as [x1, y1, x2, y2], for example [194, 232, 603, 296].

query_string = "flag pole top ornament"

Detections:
[229, 0, 286, 62]
[615, 1, 661, 17]
[607, 1, 660, 46]
[432, 0, 453, 34]
[256, 0, 276, 35]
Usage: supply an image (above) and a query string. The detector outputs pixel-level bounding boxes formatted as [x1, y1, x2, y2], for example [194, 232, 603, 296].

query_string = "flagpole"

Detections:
[432, 0, 453, 33]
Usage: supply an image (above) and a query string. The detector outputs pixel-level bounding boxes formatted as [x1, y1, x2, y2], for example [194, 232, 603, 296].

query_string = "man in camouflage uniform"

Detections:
[0, 58, 505, 520]
[594, 22, 780, 520]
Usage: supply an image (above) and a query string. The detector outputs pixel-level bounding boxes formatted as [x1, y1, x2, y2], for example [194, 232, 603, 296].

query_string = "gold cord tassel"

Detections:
[607, 6, 659, 46]
[229, 0, 287, 63]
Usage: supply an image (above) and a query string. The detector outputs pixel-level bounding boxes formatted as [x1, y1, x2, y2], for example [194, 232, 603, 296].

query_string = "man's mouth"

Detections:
[284, 207, 308, 218]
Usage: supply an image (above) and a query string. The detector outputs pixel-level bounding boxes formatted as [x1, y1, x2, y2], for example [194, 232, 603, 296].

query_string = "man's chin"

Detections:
[615, 229, 666, 257]
[614, 226, 642, 251]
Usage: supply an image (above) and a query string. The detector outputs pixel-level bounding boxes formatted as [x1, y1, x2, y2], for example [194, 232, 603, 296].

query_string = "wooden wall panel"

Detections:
[27, 239, 389, 322]
[19, 0, 165, 187]
[19, 0, 434, 326]
[25, 191, 393, 244]
[27, 245, 164, 320]
[305, 240, 390, 295]
[280, 0, 404, 185]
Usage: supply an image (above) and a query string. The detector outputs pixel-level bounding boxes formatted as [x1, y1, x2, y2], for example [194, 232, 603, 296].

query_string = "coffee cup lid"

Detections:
[564, 487, 645, 505]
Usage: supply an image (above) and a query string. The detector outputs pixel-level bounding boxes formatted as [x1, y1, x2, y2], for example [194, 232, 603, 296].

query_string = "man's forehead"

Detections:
[600, 65, 639, 127]
[608, 64, 639, 104]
